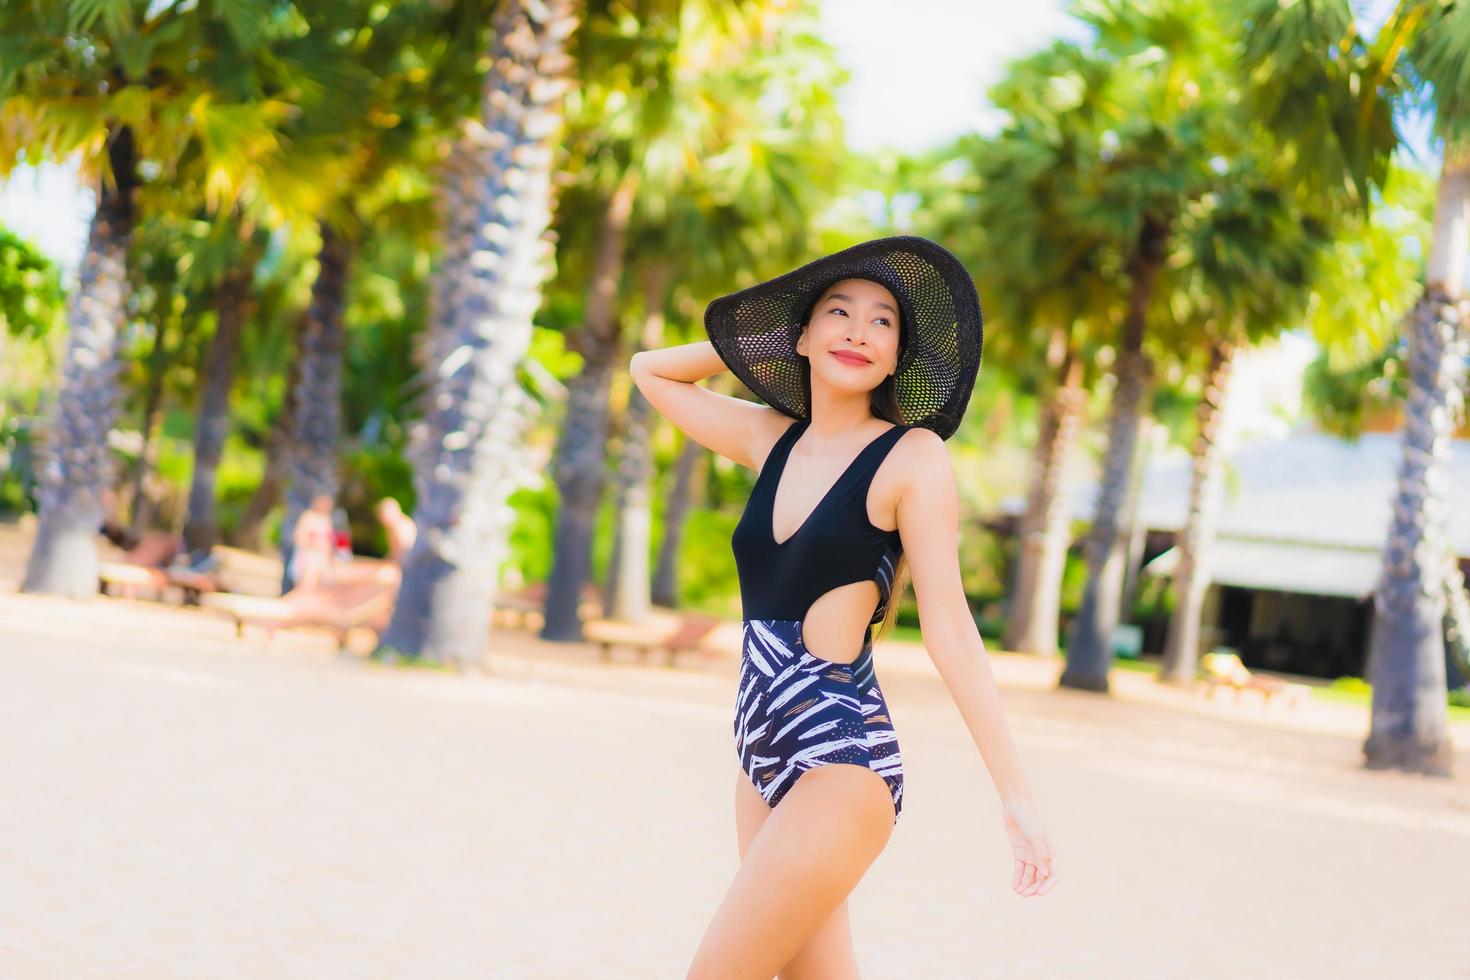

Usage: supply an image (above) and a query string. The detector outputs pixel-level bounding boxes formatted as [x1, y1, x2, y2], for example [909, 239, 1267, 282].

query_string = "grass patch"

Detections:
[1311, 679, 1470, 721]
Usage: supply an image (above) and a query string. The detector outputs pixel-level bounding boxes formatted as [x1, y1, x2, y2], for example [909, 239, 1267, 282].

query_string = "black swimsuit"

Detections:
[729, 418, 910, 823]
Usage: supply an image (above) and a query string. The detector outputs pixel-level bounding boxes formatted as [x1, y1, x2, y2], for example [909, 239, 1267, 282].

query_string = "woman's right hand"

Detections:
[1001, 797, 1057, 897]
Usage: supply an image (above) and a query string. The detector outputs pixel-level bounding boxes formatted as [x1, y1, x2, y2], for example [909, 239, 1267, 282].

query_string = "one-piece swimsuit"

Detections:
[729, 417, 910, 824]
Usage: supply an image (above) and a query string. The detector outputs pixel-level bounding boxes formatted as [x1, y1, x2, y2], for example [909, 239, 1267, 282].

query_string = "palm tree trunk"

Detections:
[1003, 335, 1084, 655]
[234, 315, 303, 553]
[540, 172, 639, 642]
[1160, 336, 1239, 685]
[379, 0, 579, 667]
[279, 223, 350, 591]
[1363, 149, 1469, 773]
[606, 264, 671, 620]
[125, 317, 170, 532]
[1117, 415, 1155, 620]
[21, 126, 139, 597]
[181, 247, 256, 555]
[652, 432, 703, 607]
[1059, 215, 1166, 692]
[1444, 555, 1470, 688]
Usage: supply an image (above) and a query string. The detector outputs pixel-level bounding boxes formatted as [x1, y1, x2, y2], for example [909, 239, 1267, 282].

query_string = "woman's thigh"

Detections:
[734, 770, 861, 979]
[691, 764, 893, 979]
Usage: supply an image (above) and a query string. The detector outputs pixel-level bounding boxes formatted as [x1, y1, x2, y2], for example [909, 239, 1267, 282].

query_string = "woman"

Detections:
[288, 493, 337, 591]
[631, 236, 1057, 977]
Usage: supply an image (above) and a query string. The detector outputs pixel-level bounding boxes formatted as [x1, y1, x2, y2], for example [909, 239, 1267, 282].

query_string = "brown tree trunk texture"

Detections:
[652, 431, 704, 608]
[1117, 415, 1156, 623]
[279, 223, 350, 592]
[540, 171, 639, 643]
[379, 0, 579, 667]
[124, 316, 170, 532]
[605, 264, 671, 621]
[181, 247, 256, 556]
[1003, 336, 1085, 655]
[1059, 213, 1167, 693]
[1160, 337, 1239, 685]
[232, 330, 302, 553]
[22, 126, 139, 598]
[1444, 554, 1470, 688]
[601, 402, 629, 614]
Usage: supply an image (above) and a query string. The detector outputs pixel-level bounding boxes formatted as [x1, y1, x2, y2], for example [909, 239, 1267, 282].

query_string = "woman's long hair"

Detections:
[795, 284, 911, 643]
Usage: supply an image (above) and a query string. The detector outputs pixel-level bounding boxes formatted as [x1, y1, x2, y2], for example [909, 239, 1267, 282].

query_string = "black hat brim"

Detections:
[703, 235, 983, 441]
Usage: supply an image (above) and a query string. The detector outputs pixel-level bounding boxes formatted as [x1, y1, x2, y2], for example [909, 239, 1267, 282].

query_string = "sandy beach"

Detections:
[2, 537, 1469, 977]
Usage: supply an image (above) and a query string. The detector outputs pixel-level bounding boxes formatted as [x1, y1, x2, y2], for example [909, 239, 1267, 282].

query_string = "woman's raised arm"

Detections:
[630, 340, 790, 472]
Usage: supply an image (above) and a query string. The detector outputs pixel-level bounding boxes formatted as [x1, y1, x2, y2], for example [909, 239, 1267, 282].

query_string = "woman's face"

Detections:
[796, 277, 902, 396]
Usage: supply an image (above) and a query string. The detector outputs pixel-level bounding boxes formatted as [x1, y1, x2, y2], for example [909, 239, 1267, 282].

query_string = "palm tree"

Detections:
[939, 40, 1120, 657]
[1158, 171, 1334, 684]
[1236, 0, 1470, 773]
[377, 0, 581, 665]
[14, 127, 139, 596]
[181, 217, 265, 555]
[274, 0, 459, 588]
[596, 0, 846, 625]
[538, 0, 823, 641]
[0, 0, 332, 595]
[1050, 0, 1237, 692]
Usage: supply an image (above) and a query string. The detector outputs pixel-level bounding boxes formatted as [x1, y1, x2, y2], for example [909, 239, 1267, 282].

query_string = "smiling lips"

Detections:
[830, 350, 871, 366]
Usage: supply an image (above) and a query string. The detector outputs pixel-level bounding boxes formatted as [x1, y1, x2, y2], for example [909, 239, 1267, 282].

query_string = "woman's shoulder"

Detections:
[889, 425, 950, 483]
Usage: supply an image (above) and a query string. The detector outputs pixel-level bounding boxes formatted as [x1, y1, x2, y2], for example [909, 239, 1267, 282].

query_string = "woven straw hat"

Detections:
[703, 235, 983, 440]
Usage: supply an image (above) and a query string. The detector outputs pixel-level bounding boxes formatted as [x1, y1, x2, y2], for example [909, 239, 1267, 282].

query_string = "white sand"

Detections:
[1, 543, 1469, 977]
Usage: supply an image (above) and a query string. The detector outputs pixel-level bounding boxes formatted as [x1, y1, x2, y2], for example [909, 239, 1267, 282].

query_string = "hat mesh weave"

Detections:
[705, 236, 982, 441]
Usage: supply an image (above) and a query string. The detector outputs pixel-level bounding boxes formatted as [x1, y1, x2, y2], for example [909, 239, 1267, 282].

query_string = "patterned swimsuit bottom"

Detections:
[733, 617, 904, 824]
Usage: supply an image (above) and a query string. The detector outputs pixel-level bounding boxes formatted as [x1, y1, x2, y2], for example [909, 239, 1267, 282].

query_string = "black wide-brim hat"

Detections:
[703, 235, 983, 441]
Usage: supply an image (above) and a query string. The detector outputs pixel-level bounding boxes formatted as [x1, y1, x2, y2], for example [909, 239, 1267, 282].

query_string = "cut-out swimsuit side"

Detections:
[730, 418, 910, 824]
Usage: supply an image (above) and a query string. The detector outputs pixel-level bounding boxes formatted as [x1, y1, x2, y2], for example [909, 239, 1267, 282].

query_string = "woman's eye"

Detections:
[830, 307, 847, 316]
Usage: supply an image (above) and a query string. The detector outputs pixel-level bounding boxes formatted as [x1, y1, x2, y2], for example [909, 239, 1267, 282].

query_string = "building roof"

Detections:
[1141, 537, 1383, 599]
[1000, 428, 1470, 558]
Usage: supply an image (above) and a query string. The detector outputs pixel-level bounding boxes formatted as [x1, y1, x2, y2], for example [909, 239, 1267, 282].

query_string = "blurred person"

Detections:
[289, 494, 336, 591]
[374, 496, 417, 563]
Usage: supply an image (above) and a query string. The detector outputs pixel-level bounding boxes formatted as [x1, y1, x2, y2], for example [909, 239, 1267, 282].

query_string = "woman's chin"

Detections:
[811, 369, 882, 395]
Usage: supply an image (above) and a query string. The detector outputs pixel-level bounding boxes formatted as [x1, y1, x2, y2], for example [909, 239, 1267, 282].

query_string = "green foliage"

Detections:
[0, 227, 64, 339]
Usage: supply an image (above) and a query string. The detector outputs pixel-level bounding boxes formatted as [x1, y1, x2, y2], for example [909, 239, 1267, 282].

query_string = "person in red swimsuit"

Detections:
[289, 494, 336, 591]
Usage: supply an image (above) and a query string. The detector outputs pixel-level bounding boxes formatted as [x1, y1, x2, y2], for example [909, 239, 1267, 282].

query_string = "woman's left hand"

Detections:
[1001, 797, 1057, 897]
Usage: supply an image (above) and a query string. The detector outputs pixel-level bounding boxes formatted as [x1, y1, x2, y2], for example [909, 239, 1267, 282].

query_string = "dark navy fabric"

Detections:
[728, 418, 911, 823]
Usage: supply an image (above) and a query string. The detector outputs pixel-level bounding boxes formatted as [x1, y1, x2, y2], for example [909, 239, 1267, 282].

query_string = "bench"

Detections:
[1198, 651, 1308, 708]
[492, 581, 604, 630]
[583, 611, 725, 667]
[201, 567, 399, 651]
[163, 545, 286, 603]
[97, 530, 181, 599]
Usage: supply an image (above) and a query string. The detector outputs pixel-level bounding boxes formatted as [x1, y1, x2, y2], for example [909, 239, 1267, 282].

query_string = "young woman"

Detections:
[631, 236, 1057, 978]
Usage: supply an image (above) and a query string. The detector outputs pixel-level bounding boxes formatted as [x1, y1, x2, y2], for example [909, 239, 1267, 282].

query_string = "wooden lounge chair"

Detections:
[491, 581, 604, 630]
[97, 530, 181, 599]
[163, 545, 287, 604]
[201, 565, 399, 650]
[584, 611, 725, 667]
[1198, 651, 1307, 708]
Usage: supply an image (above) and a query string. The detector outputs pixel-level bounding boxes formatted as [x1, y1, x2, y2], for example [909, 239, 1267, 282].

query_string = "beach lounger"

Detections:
[1199, 651, 1307, 708]
[491, 581, 604, 630]
[584, 611, 725, 667]
[163, 545, 286, 603]
[97, 530, 181, 599]
[201, 567, 398, 650]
